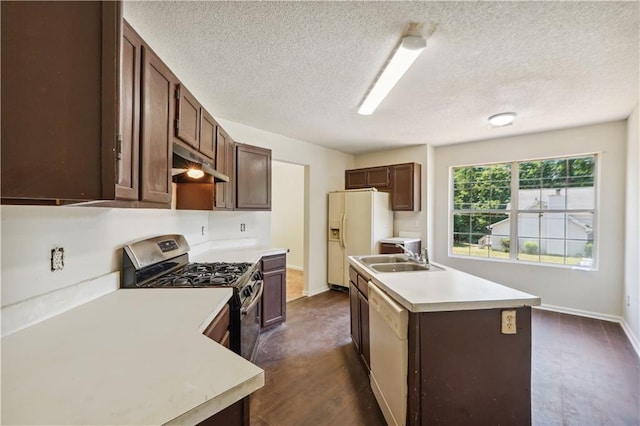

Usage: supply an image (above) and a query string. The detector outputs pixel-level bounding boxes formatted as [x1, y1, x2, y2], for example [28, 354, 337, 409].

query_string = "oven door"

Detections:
[240, 279, 263, 361]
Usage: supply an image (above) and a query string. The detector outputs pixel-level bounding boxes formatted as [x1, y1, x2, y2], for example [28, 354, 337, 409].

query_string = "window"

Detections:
[451, 154, 597, 267]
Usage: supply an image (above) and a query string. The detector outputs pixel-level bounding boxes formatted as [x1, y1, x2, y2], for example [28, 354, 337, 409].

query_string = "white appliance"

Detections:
[368, 281, 408, 426]
[327, 189, 393, 288]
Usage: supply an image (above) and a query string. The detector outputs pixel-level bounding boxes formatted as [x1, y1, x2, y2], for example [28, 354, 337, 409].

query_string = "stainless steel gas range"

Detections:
[121, 234, 263, 361]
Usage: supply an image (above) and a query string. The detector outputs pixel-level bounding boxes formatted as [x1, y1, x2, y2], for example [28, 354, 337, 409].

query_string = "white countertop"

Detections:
[191, 245, 288, 264]
[380, 237, 421, 244]
[349, 257, 540, 313]
[1, 288, 264, 425]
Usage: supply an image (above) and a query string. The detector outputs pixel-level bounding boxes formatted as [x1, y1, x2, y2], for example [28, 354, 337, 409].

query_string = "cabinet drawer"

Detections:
[357, 274, 369, 298]
[203, 303, 230, 343]
[349, 267, 358, 285]
[262, 254, 286, 271]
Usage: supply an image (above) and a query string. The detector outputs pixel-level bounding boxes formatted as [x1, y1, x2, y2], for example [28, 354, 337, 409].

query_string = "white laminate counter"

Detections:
[1, 288, 264, 425]
[349, 257, 540, 313]
[191, 245, 288, 264]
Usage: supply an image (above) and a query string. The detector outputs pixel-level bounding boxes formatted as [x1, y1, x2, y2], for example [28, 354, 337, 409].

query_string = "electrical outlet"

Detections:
[627, 295, 631, 307]
[240, 223, 246, 232]
[50, 247, 64, 271]
[201, 226, 206, 236]
[501, 310, 517, 334]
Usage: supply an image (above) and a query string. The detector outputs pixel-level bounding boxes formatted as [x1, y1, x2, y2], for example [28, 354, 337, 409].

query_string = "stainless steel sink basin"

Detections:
[369, 263, 444, 273]
[356, 255, 410, 264]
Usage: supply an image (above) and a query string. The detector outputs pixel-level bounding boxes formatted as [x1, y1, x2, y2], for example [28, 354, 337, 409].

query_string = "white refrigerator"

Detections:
[328, 189, 393, 288]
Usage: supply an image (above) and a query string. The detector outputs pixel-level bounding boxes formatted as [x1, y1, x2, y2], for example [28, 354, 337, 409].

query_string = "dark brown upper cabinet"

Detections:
[174, 83, 218, 164]
[345, 167, 390, 191]
[390, 163, 421, 211]
[235, 143, 271, 210]
[116, 22, 143, 201]
[1, 1, 121, 203]
[345, 163, 421, 211]
[215, 127, 235, 210]
[0, 3, 175, 207]
[174, 84, 201, 150]
[140, 46, 175, 205]
[200, 109, 217, 160]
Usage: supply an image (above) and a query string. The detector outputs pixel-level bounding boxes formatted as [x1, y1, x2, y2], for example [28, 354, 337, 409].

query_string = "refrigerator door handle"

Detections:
[339, 213, 346, 249]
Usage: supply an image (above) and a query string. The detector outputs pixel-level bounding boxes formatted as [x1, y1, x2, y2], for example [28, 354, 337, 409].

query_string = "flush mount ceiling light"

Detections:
[488, 112, 517, 127]
[358, 35, 427, 115]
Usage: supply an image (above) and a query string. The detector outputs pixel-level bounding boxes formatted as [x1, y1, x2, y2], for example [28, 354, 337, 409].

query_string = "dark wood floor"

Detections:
[251, 290, 640, 426]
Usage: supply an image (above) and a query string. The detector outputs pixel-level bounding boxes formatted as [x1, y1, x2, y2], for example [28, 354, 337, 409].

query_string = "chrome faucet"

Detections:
[395, 244, 430, 269]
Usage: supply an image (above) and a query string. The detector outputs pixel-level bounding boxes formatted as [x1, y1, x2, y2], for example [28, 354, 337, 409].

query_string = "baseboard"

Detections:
[536, 304, 639, 359]
[303, 286, 330, 297]
[620, 320, 640, 358]
[536, 303, 622, 323]
[286, 265, 304, 271]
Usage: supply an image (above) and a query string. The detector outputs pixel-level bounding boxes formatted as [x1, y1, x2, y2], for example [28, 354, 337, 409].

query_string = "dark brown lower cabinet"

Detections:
[406, 307, 532, 425]
[260, 254, 287, 329]
[196, 397, 249, 426]
[349, 282, 360, 353]
[349, 266, 370, 371]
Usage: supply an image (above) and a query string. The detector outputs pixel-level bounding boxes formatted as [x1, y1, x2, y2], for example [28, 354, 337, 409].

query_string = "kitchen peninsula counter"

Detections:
[348, 257, 540, 312]
[348, 256, 540, 425]
[1, 288, 264, 425]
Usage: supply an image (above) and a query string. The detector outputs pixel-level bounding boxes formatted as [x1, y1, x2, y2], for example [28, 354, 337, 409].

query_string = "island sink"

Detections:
[370, 263, 443, 273]
[355, 254, 411, 264]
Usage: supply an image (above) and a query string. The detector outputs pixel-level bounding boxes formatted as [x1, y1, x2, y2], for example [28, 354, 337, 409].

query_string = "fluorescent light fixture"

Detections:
[358, 35, 427, 115]
[488, 112, 517, 127]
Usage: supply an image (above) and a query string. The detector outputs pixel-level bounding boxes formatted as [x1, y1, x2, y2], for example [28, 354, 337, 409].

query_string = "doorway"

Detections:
[271, 161, 306, 302]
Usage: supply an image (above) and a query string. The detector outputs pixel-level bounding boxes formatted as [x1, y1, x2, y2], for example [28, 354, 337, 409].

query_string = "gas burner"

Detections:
[142, 262, 253, 288]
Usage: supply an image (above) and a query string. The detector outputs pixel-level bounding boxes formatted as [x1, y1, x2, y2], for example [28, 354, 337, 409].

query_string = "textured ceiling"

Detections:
[123, 1, 639, 154]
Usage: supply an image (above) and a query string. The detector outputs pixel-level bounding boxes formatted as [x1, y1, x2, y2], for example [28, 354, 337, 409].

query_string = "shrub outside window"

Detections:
[451, 154, 597, 268]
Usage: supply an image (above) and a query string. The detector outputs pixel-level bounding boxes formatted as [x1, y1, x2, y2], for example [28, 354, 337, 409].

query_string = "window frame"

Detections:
[448, 153, 599, 270]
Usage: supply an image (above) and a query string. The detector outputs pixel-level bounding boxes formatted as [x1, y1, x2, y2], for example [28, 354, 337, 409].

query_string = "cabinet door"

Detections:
[345, 170, 367, 189]
[140, 47, 174, 204]
[116, 22, 142, 201]
[1, 1, 120, 202]
[214, 127, 234, 209]
[235, 144, 271, 210]
[391, 163, 421, 211]
[350, 282, 361, 352]
[200, 109, 217, 160]
[175, 84, 200, 150]
[367, 167, 390, 188]
[261, 268, 286, 329]
[358, 291, 370, 370]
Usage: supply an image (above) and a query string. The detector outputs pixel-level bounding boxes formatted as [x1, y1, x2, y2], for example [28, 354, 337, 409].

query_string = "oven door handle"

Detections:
[241, 281, 264, 316]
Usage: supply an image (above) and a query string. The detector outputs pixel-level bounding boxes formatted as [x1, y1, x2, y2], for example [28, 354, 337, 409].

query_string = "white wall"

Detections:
[0, 206, 268, 307]
[217, 118, 355, 296]
[354, 145, 429, 246]
[624, 104, 640, 348]
[271, 161, 305, 269]
[433, 121, 627, 319]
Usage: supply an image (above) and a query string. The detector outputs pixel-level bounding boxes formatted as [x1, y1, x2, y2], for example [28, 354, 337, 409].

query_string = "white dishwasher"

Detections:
[368, 281, 408, 426]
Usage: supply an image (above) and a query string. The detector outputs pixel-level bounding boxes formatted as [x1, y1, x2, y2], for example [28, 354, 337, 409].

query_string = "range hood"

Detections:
[172, 143, 229, 183]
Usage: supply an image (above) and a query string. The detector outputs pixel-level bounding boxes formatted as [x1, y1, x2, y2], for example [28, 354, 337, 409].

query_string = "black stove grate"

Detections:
[141, 262, 252, 288]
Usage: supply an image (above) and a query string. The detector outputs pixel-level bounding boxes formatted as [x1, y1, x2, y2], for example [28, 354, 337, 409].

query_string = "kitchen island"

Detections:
[1, 288, 264, 425]
[348, 256, 541, 426]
